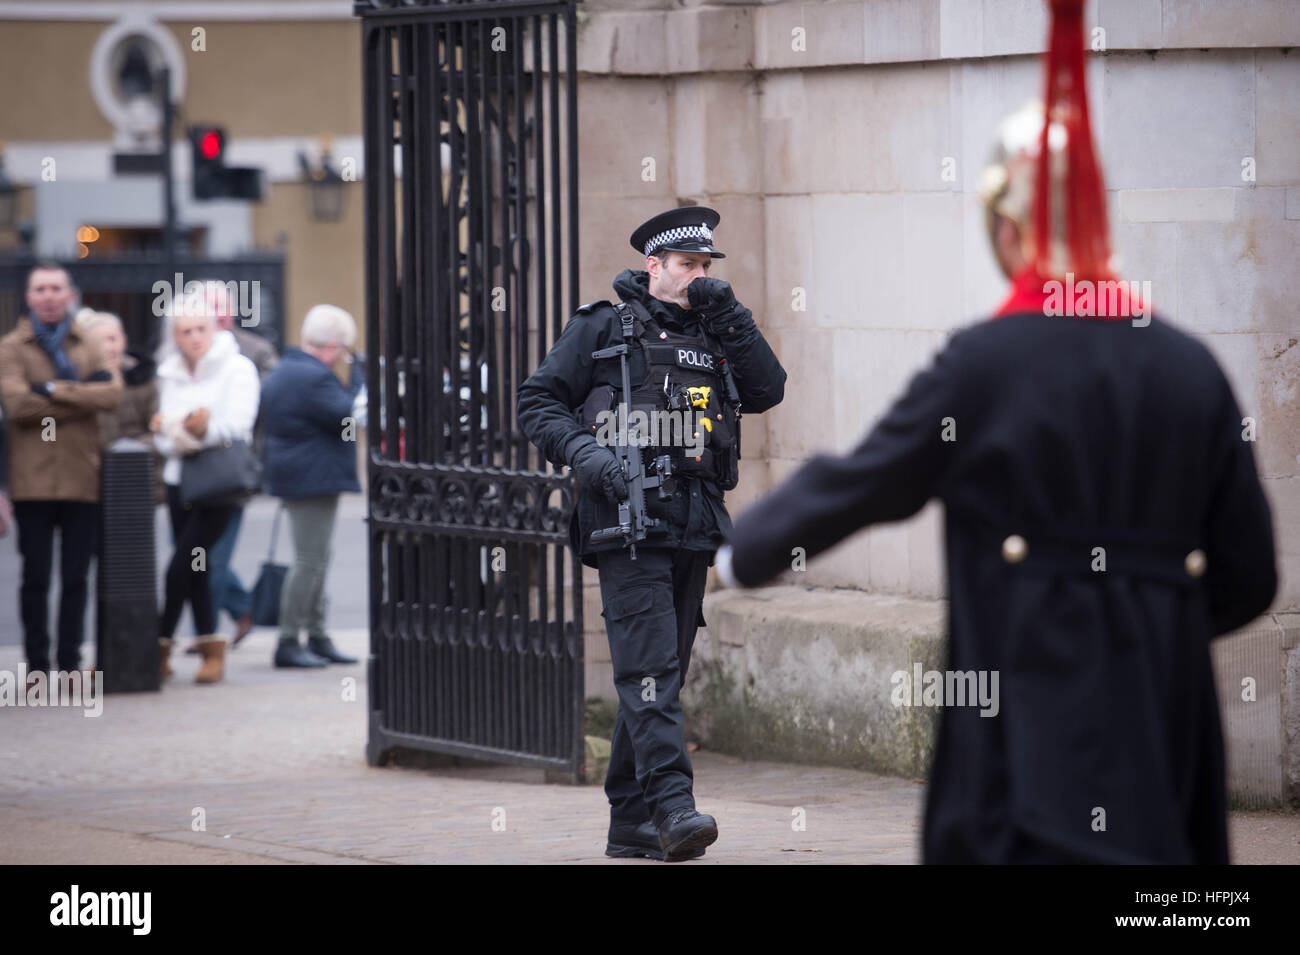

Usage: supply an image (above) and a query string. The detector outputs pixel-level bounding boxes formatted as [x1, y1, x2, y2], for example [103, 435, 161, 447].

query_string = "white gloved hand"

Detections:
[714, 543, 741, 590]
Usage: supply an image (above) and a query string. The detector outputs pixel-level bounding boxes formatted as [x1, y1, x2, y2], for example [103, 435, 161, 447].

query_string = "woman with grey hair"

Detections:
[260, 304, 365, 668]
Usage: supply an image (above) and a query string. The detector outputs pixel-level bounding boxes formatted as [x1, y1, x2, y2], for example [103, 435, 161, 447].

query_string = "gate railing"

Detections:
[359, 0, 584, 776]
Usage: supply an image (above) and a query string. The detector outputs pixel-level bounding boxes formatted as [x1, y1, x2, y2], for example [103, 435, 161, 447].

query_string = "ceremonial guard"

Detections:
[714, 0, 1276, 863]
[518, 206, 787, 860]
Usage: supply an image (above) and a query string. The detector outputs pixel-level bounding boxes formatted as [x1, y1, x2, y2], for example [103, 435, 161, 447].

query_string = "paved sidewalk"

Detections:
[0, 631, 1295, 865]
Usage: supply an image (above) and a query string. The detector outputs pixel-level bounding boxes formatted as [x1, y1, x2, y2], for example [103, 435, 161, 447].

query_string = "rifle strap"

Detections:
[612, 301, 643, 341]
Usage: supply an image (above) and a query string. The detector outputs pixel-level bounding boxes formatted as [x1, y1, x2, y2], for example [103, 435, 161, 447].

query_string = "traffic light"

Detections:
[190, 125, 225, 199]
[188, 125, 263, 201]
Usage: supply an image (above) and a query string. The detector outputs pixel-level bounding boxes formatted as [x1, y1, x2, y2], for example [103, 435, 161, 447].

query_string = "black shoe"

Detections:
[274, 639, 329, 668]
[606, 820, 705, 861]
[307, 635, 357, 664]
[657, 808, 717, 862]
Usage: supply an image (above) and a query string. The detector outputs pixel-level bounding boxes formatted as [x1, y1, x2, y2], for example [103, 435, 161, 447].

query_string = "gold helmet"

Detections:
[977, 100, 1045, 263]
[981, 0, 1115, 285]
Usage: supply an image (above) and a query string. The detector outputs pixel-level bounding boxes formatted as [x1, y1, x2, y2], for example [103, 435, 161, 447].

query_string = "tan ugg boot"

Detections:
[159, 638, 175, 680]
[195, 637, 226, 684]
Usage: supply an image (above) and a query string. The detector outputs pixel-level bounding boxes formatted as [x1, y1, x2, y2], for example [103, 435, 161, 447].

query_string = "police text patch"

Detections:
[675, 347, 715, 372]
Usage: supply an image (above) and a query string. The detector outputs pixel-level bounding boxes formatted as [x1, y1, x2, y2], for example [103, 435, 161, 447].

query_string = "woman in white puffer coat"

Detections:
[150, 305, 259, 684]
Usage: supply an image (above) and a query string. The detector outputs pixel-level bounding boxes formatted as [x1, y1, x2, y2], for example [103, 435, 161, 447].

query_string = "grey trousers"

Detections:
[278, 494, 339, 642]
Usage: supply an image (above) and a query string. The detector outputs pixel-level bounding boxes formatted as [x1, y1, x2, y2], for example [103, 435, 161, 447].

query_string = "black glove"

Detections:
[566, 434, 628, 504]
[688, 277, 754, 337]
[687, 277, 736, 318]
[30, 381, 54, 398]
[83, 369, 112, 383]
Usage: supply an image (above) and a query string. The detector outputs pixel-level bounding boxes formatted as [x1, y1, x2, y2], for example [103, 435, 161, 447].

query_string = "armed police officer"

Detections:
[517, 206, 786, 861]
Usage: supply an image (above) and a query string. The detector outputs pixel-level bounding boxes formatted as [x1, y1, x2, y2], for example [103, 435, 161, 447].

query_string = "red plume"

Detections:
[995, 0, 1144, 319]
[1033, 0, 1111, 281]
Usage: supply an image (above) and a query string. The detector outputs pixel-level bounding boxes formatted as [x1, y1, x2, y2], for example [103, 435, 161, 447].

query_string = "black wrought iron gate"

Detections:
[357, 0, 584, 777]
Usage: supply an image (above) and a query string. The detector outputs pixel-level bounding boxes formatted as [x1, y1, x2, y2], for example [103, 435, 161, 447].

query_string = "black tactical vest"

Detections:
[578, 299, 741, 491]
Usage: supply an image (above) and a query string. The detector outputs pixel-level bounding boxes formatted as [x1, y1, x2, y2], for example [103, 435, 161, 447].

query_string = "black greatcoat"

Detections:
[517, 269, 787, 569]
[726, 312, 1277, 864]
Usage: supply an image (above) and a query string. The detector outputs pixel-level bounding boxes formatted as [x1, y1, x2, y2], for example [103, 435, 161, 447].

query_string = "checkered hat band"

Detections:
[644, 225, 713, 256]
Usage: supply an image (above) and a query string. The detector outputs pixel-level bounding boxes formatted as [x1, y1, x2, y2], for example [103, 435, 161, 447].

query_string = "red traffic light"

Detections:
[199, 129, 223, 160]
[190, 125, 226, 166]
[188, 124, 261, 201]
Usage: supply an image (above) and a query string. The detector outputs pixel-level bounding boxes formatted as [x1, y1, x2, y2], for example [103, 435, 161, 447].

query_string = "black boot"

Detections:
[274, 637, 328, 668]
[607, 820, 704, 861]
[307, 635, 357, 664]
[657, 808, 717, 862]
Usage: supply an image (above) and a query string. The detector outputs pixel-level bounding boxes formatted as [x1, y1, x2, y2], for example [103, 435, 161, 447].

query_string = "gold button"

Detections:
[1185, 549, 1207, 578]
[1001, 534, 1028, 563]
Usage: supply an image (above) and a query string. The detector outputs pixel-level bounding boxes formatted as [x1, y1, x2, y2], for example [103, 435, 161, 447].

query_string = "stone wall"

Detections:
[568, 0, 1299, 654]
[689, 587, 1300, 807]
[562, 0, 1300, 806]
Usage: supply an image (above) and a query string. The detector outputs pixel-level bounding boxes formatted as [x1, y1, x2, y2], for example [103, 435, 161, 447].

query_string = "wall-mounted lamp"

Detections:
[298, 136, 346, 223]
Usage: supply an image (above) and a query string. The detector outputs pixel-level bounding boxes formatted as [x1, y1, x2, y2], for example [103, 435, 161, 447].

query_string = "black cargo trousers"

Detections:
[596, 545, 713, 829]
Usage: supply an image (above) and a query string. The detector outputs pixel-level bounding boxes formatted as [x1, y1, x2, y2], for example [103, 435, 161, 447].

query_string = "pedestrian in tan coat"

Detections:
[0, 263, 122, 674]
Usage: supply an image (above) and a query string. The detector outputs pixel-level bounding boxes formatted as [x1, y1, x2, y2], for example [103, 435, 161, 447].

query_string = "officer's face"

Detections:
[647, 251, 712, 308]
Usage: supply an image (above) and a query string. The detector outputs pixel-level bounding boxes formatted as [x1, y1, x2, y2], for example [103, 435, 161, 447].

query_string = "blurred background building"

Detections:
[0, 0, 363, 349]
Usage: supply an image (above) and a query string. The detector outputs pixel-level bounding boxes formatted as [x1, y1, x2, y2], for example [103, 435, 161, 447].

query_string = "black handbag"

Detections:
[251, 505, 288, 627]
[179, 439, 262, 507]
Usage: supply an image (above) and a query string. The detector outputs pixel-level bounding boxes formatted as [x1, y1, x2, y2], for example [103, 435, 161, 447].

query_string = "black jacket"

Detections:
[727, 312, 1276, 864]
[517, 269, 786, 568]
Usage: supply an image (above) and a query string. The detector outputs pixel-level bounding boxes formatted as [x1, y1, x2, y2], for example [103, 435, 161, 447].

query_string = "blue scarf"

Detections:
[29, 314, 79, 380]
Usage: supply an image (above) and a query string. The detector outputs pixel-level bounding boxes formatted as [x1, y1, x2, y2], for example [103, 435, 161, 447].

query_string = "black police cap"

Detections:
[629, 205, 726, 259]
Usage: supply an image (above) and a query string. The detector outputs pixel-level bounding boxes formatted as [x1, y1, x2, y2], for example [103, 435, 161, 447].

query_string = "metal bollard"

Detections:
[96, 438, 159, 693]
